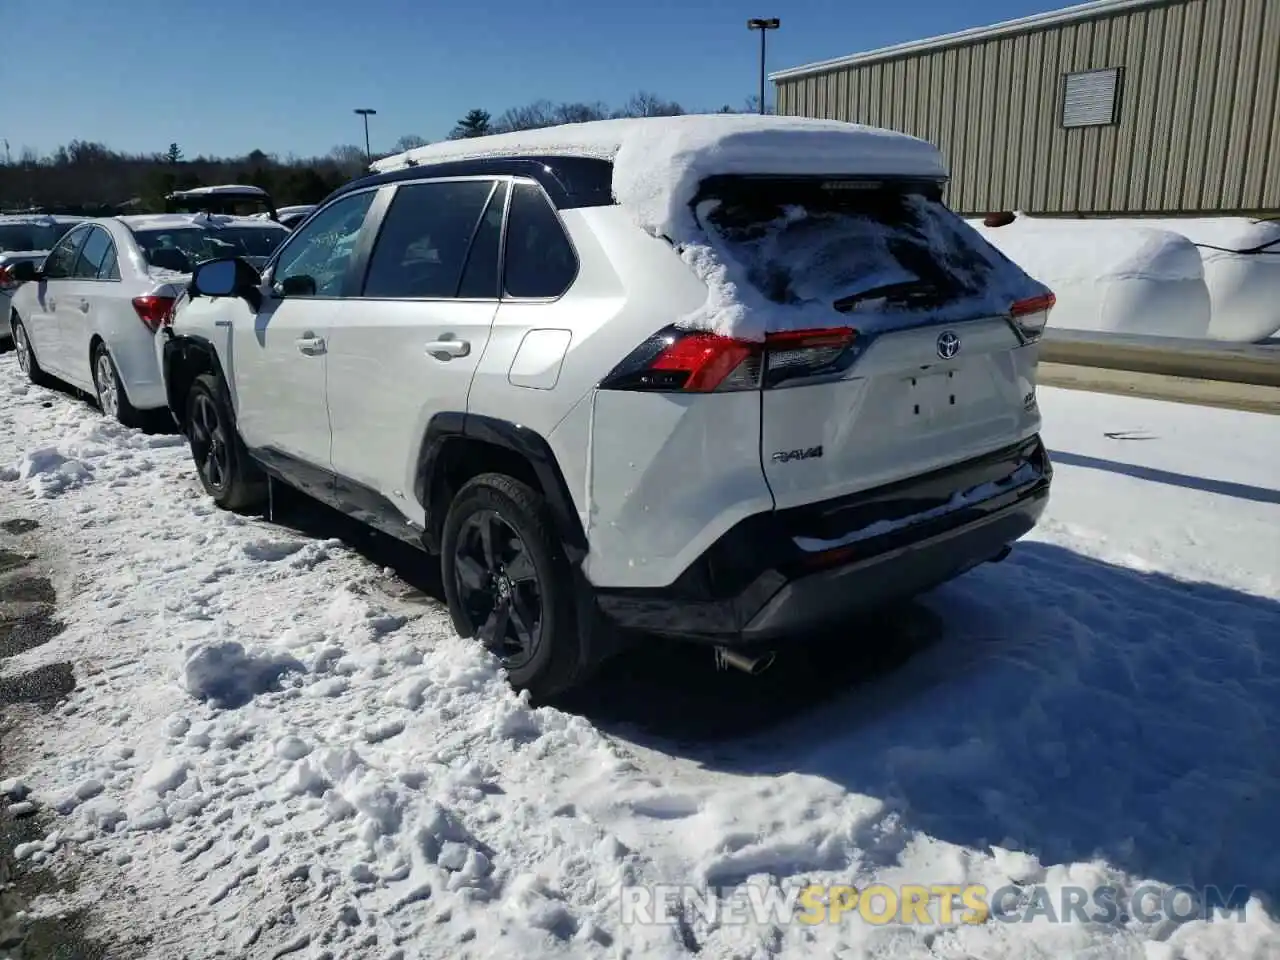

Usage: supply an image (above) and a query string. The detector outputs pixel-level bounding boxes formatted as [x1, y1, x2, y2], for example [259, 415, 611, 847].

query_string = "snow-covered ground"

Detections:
[1, 353, 1277, 959]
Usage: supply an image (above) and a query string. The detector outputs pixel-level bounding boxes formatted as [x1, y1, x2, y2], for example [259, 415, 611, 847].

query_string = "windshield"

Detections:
[132, 225, 288, 273]
[696, 178, 1037, 317]
[0, 220, 78, 253]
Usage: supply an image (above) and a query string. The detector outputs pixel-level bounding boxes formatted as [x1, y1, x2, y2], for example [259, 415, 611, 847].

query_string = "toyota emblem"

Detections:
[936, 331, 960, 360]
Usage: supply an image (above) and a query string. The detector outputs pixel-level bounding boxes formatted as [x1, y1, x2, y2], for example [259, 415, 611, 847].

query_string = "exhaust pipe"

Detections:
[714, 646, 776, 676]
[988, 545, 1014, 564]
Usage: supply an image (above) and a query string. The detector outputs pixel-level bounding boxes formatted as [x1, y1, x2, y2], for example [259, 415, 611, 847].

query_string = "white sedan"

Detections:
[8, 213, 290, 426]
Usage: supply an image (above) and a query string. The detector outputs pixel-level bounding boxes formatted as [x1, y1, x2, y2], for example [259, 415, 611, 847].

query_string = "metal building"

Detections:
[771, 0, 1280, 216]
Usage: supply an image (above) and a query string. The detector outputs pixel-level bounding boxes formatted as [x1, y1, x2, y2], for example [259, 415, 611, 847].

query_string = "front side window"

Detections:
[502, 181, 577, 299]
[362, 179, 497, 299]
[72, 226, 115, 280]
[271, 190, 376, 298]
[41, 226, 89, 280]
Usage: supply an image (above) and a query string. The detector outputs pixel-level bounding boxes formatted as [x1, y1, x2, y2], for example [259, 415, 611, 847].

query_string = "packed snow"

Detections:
[373, 116, 1035, 341]
[1, 354, 1278, 959]
[970, 215, 1214, 339]
[972, 214, 1280, 343]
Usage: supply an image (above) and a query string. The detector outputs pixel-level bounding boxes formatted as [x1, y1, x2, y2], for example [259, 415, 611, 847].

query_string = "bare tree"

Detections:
[493, 100, 557, 133]
[614, 91, 685, 118]
[394, 134, 429, 152]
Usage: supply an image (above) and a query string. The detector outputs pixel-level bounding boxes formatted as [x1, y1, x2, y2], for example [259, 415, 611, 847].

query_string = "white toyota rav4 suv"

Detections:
[158, 115, 1054, 699]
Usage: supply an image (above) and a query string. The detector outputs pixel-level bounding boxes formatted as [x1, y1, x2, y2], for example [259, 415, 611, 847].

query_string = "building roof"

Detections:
[770, 0, 1168, 81]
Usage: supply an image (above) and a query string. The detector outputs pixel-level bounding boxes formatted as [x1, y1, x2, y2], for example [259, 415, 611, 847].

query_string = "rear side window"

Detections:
[502, 182, 577, 299]
[72, 227, 114, 280]
[696, 178, 1031, 316]
[456, 182, 508, 299]
[362, 180, 497, 299]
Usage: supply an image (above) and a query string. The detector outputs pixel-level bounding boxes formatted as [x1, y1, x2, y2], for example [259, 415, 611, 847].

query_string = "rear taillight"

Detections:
[600, 325, 858, 393]
[132, 295, 177, 332]
[0, 266, 18, 291]
[1010, 292, 1055, 342]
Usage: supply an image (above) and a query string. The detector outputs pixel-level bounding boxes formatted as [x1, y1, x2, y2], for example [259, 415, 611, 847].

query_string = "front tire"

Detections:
[92, 342, 143, 427]
[10, 314, 56, 388]
[185, 373, 266, 511]
[441, 473, 586, 700]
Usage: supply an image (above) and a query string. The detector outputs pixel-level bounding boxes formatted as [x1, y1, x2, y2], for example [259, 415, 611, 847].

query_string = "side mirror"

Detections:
[9, 260, 40, 283]
[191, 257, 260, 301]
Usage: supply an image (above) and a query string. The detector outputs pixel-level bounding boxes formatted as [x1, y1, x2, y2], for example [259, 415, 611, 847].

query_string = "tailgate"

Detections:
[694, 174, 1047, 511]
[761, 317, 1034, 508]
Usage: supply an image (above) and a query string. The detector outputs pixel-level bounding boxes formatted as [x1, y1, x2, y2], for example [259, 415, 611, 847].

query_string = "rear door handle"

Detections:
[296, 335, 326, 356]
[425, 338, 470, 359]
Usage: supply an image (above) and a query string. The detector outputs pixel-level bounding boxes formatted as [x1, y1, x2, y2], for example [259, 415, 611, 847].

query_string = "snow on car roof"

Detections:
[0, 214, 87, 226]
[117, 212, 289, 231]
[167, 184, 270, 197]
[372, 114, 947, 235]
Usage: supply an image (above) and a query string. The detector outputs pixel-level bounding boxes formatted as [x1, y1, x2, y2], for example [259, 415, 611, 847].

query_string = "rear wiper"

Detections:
[833, 279, 941, 312]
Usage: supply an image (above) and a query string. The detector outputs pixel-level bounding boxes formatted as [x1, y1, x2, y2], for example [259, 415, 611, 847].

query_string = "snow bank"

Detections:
[1104, 217, 1280, 342]
[970, 216, 1213, 338]
[4, 356, 1279, 960]
[373, 116, 1037, 340]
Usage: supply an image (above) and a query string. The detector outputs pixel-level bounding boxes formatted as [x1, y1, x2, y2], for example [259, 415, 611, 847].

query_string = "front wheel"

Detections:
[440, 473, 587, 700]
[185, 373, 266, 511]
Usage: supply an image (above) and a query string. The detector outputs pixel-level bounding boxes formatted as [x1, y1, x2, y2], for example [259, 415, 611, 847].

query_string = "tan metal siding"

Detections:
[774, 0, 1280, 214]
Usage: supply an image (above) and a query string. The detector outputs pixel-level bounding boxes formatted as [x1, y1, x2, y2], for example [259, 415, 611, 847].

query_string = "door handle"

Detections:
[425, 338, 470, 360]
[78, 299, 90, 314]
[296, 336, 326, 356]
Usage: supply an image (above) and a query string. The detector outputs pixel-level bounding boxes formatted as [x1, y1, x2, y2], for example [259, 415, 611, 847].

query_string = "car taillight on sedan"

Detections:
[132, 295, 177, 332]
[600, 325, 859, 393]
[0, 266, 20, 292]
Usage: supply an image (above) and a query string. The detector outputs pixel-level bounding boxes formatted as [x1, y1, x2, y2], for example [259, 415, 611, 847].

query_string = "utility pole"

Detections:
[353, 108, 377, 162]
[747, 18, 780, 115]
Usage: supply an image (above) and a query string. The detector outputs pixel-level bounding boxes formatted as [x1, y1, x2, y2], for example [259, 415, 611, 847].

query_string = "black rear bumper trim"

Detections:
[593, 436, 1051, 643]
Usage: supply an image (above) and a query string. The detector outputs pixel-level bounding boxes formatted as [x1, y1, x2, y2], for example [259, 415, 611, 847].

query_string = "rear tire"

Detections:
[185, 373, 267, 511]
[441, 473, 587, 701]
[10, 314, 56, 388]
[92, 342, 143, 427]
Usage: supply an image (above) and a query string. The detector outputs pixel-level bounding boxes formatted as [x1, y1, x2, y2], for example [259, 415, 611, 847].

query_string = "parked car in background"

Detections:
[157, 115, 1053, 700]
[274, 205, 316, 230]
[165, 184, 278, 221]
[0, 214, 87, 343]
[8, 212, 290, 425]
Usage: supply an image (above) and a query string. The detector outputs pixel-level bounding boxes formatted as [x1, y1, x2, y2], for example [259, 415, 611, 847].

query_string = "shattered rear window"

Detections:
[696, 178, 1033, 318]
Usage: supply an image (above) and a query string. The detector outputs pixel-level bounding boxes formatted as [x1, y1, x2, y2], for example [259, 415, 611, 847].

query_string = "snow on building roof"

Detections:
[770, 0, 1165, 80]
[372, 114, 947, 240]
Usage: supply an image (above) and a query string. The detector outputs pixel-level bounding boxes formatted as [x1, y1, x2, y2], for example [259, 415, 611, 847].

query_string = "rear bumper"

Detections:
[593, 435, 1051, 643]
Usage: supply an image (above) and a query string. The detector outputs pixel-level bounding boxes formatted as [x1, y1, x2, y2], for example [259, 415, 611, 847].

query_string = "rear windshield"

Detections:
[132, 225, 288, 273]
[0, 221, 78, 253]
[695, 177, 1035, 317]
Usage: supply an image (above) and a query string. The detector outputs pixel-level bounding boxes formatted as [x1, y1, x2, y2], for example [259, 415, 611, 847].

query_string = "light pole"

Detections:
[353, 108, 377, 162]
[747, 18, 780, 115]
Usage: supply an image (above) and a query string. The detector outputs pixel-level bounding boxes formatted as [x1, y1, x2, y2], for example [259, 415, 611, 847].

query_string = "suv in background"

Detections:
[158, 117, 1053, 699]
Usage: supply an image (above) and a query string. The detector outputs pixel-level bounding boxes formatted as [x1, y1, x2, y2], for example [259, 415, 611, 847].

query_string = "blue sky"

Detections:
[5, 0, 1067, 161]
